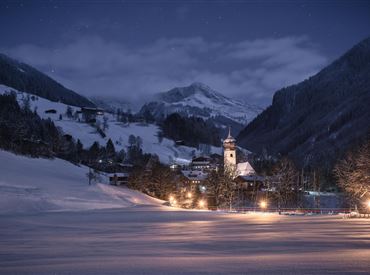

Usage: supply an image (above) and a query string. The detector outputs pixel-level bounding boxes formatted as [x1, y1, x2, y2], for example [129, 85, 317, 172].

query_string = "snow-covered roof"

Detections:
[107, 173, 129, 177]
[182, 170, 208, 181]
[236, 161, 255, 176]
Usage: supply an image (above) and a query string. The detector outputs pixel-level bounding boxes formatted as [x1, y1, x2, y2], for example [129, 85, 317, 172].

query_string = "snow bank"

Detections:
[0, 150, 163, 214]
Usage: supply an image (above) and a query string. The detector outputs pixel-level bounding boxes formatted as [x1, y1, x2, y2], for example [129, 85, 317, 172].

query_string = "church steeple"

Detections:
[223, 126, 236, 171]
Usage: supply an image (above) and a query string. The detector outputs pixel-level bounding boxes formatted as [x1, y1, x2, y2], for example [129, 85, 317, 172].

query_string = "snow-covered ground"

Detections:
[0, 151, 370, 274]
[0, 150, 163, 214]
[0, 84, 222, 164]
[1, 206, 370, 274]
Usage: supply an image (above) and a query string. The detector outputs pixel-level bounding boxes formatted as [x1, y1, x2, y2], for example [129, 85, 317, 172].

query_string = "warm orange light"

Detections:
[187, 192, 192, 199]
[260, 200, 267, 209]
[367, 200, 370, 209]
[169, 195, 174, 202]
[198, 199, 206, 208]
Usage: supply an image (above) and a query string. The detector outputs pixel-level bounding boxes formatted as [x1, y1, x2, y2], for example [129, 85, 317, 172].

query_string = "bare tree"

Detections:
[334, 139, 370, 210]
[273, 157, 299, 210]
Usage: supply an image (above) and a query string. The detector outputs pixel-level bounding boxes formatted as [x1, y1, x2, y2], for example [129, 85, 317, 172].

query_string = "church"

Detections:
[223, 128, 256, 177]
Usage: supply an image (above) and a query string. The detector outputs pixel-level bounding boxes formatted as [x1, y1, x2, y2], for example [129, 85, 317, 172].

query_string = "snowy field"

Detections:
[1, 208, 370, 274]
[1, 151, 370, 274]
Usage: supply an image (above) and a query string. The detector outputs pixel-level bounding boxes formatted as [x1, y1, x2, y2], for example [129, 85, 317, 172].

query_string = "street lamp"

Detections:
[198, 199, 206, 208]
[260, 200, 267, 210]
[187, 192, 192, 199]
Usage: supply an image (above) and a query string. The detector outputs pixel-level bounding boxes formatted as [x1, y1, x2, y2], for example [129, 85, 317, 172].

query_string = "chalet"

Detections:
[191, 156, 211, 170]
[234, 174, 265, 191]
[108, 173, 129, 186]
[81, 107, 104, 122]
[175, 140, 185, 146]
[181, 170, 208, 193]
[170, 163, 181, 171]
[190, 155, 220, 171]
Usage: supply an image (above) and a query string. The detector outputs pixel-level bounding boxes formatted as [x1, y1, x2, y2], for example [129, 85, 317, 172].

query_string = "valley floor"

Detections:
[1, 208, 370, 274]
[0, 151, 369, 274]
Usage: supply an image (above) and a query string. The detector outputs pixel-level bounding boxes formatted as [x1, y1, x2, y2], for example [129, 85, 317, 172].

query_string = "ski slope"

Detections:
[0, 150, 164, 214]
[0, 85, 222, 164]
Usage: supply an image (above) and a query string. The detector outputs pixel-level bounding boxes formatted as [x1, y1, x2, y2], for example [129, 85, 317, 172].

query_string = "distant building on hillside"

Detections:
[81, 107, 104, 123]
[108, 173, 129, 186]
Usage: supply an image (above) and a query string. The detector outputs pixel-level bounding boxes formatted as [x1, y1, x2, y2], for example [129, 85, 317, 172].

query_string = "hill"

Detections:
[237, 37, 370, 169]
[0, 53, 95, 107]
[0, 150, 163, 214]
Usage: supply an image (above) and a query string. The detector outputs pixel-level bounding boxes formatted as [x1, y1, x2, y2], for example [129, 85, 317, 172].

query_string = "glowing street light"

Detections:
[260, 200, 267, 210]
[187, 192, 192, 199]
[366, 200, 370, 209]
[169, 195, 174, 202]
[198, 199, 206, 208]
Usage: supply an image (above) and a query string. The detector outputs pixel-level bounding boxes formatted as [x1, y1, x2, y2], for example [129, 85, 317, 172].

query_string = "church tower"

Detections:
[223, 127, 237, 172]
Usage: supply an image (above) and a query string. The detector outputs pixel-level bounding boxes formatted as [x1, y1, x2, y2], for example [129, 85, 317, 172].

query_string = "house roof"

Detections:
[182, 170, 208, 181]
[236, 161, 255, 176]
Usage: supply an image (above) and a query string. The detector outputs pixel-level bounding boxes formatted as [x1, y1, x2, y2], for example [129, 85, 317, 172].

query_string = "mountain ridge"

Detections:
[237, 36, 370, 169]
[0, 53, 95, 107]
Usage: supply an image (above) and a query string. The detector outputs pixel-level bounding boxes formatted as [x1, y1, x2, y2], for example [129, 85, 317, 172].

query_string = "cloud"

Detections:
[3, 35, 328, 107]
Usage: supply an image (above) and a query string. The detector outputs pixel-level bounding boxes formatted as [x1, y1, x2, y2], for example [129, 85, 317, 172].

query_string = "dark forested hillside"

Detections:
[237, 37, 370, 169]
[0, 53, 95, 107]
[161, 113, 221, 148]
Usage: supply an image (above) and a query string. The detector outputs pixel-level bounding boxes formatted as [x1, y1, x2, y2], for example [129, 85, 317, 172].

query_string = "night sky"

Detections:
[1, 0, 369, 107]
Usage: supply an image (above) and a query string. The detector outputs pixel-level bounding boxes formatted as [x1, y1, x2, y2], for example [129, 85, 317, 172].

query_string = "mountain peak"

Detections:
[189, 82, 212, 91]
[140, 82, 261, 128]
[157, 82, 226, 104]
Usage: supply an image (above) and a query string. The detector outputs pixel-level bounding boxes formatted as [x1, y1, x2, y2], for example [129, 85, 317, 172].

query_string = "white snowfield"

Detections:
[0, 150, 164, 214]
[1, 151, 370, 274]
[0, 84, 222, 164]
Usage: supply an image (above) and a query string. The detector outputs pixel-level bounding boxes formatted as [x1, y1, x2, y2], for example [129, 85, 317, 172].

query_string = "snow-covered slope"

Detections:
[0, 150, 164, 214]
[140, 82, 262, 126]
[0, 85, 221, 164]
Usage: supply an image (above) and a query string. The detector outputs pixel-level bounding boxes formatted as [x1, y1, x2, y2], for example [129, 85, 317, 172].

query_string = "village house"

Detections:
[80, 107, 104, 123]
[108, 172, 129, 186]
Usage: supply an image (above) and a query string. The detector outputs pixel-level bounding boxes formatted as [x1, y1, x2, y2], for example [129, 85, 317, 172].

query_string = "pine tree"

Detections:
[105, 138, 116, 160]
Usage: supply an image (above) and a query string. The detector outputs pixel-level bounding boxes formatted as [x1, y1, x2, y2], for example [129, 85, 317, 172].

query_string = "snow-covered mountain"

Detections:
[0, 84, 222, 164]
[139, 82, 262, 130]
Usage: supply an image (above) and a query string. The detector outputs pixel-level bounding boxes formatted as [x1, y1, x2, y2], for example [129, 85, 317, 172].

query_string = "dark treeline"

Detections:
[0, 92, 60, 157]
[160, 113, 220, 147]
